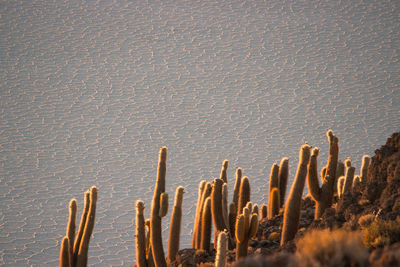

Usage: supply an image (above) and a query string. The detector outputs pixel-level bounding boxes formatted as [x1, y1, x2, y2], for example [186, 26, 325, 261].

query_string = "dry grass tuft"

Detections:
[362, 217, 400, 249]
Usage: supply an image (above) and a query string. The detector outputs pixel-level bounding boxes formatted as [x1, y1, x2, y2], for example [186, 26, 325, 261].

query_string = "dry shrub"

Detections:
[296, 229, 369, 267]
[358, 214, 376, 229]
[362, 217, 400, 249]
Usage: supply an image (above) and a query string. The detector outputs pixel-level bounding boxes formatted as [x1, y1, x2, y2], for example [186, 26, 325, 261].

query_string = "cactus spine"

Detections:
[167, 186, 184, 264]
[60, 236, 70, 267]
[235, 207, 258, 260]
[136, 200, 147, 267]
[200, 197, 212, 252]
[281, 143, 311, 245]
[307, 130, 339, 219]
[268, 187, 280, 219]
[278, 158, 289, 207]
[215, 231, 228, 267]
[150, 147, 168, 267]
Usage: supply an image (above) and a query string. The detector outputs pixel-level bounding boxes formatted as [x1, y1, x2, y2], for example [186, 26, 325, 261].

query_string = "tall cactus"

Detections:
[200, 197, 212, 252]
[235, 207, 258, 260]
[76, 186, 98, 267]
[278, 158, 289, 207]
[192, 180, 207, 248]
[237, 176, 250, 215]
[167, 186, 184, 264]
[211, 178, 228, 247]
[232, 168, 242, 213]
[307, 130, 339, 219]
[136, 200, 147, 267]
[281, 143, 311, 245]
[150, 147, 168, 267]
[194, 182, 212, 249]
[215, 231, 228, 267]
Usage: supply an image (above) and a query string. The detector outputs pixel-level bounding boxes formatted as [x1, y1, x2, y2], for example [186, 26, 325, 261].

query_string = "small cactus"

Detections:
[337, 176, 345, 199]
[360, 155, 371, 184]
[60, 236, 70, 267]
[235, 207, 258, 260]
[281, 143, 311, 245]
[220, 160, 229, 183]
[215, 231, 228, 267]
[260, 204, 268, 220]
[268, 187, 280, 219]
[167, 186, 184, 264]
[268, 163, 279, 196]
[342, 158, 355, 194]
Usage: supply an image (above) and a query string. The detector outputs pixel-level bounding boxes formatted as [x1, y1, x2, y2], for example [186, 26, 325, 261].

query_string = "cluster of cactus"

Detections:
[60, 186, 97, 267]
[266, 158, 289, 219]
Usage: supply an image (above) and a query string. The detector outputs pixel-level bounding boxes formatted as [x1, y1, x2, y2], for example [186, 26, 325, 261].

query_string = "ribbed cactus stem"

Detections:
[136, 200, 147, 267]
[194, 182, 212, 249]
[192, 180, 207, 248]
[60, 236, 69, 267]
[314, 130, 339, 219]
[232, 168, 242, 211]
[260, 204, 267, 220]
[278, 158, 289, 207]
[215, 231, 228, 267]
[77, 186, 98, 267]
[268, 163, 279, 195]
[337, 176, 345, 198]
[200, 197, 212, 252]
[73, 190, 90, 265]
[360, 155, 371, 183]
[307, 147, 321, 202]
[167, 186, 184, 264]
[237, 176, 250, 215]
[342, 158, 355, 194]
[220, 160, 229, 183]
[268, 187, 280, 219]
[66, 199, 77, 266]
[281, 143, 310, 246]
[150, 147, 168, 267]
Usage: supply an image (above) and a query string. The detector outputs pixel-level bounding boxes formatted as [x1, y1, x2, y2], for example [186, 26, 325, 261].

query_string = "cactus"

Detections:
[342, 158, 355, 194]
[167, 186, 184, 264]
[145, 219, 155, 267]
[220, 160, 229, 183]
[192, 180, 207, 248]
[228, 202, 236, 238]
[66, 199, 77, 266]
[73, 190, 90, 266]
[281, 143, 311, 245]
[334, 160, 345, 195]
[268, 163, 279, 196]
[136, 200, 147, 267]
[200, 197, 212, 252]
[222, 183, 229, 235]
[150, 147, 168, 267]
[352, 175, 361, 191]
[260, 204, 268, 220]
[337, 176, 345, 199]
[307, 130, 339, 219]
[268, 187, 280, 219]
[232, 168, 242, 213]
[237, 176, 250, 215]
[252, 204, 259, 216]
[60, 236, 70, 267]
[215, 231, 228, 267]
[194, 182, 212, 249]
[211, 178, 228, 247]
[278, 158, 289, 207]
[360, 155, 371, 184]
[235, 207, 258, 260]
[76, 186, 98, 267]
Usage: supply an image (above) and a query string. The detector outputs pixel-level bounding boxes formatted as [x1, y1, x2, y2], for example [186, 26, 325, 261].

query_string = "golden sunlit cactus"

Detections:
[136, 200, 147, 267]
[150, 147, 168, 267]
[194, 182, 212, 249]
[232, 168, 242, 212]
[220, 160, 229, 183]
[307, 130, 339, 219]
[211, 178, 228, 247]
[200, 197, 212, 252]
[76, 186, 98, 267]
[278, 158, 289, 208]
[192, 180, 206, 248]
[66, 199, 77, 266]
[237, 176, 250, 215]
[167, 186, 184, 264]
[235, 207, 258, 260]
[268, 187, 280, 219]
[215, 231, 228, 267]
[360, 155, 371, 184]
[268, 163, 279, 196]
[60, 236, 69, 267]
[342, 158, 355, 194]
[73, 190, 90, 266]
[281, 143, 311, 245]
